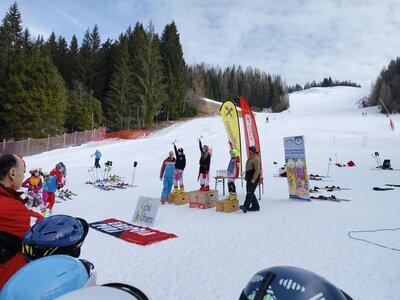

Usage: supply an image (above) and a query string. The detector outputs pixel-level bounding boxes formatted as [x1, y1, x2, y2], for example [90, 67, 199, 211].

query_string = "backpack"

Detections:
[43, 174, 58, 192]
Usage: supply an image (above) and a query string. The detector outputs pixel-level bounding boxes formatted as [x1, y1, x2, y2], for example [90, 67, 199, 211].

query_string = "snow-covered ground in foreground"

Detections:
[25, 87, 400, 299]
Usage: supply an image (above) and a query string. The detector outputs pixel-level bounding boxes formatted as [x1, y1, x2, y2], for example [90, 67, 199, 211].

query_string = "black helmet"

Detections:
[240, 266, 352, 300]
[22, 215, 89, 261]
[178, 148, 184, 154]
[56, 283, 149, 300]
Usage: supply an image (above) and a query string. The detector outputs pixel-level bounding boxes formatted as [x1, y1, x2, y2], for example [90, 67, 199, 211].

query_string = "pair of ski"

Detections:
[313, 185, 351, 191]
[93, 184, 115, 191]
[373, 184, 400, 191]
[309, 176, 330, 182]
[311, 195, 351, 202]
[59, 189, 77, 196]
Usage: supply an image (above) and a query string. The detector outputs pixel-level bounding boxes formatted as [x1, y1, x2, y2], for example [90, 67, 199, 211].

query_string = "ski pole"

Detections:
[273, 161, 278, 174]
[88, 168, 95, 182]
[131, 161, 138, 186]
[327, 158, 331, 177]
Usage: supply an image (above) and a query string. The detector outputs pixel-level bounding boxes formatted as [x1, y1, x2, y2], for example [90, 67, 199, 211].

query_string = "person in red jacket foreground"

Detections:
[0, 153, 43, 291]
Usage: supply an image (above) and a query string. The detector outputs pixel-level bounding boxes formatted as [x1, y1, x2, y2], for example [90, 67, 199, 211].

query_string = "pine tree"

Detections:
[0, 2, 23, 82]
[1, 45, 67, 139]
[104, 35, 134, 131]
[77, 25, 101, 91]
[66, 80, 102, 132]
[134, 23, 166, 128]
[126, 22, 147, 128]
[0, 2, 24, 138]
[64, 35, 79, 88]
[160, 21, 187, 120]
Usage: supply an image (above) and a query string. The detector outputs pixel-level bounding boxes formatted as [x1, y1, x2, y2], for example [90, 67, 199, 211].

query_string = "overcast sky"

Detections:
[1, 0, 399, 88]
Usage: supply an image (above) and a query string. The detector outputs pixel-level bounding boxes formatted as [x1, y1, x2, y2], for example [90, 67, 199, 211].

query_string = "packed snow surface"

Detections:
[25, 87, 400, 299]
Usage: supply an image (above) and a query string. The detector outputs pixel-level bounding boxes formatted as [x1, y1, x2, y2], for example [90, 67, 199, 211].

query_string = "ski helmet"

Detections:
[0, 255, 96, 300]
[29, 168, 39, 174]
[239, 266, 352, 300]
[22, 215, 89, 261]
[178, 148, 184, 154]
[56, 283, 150, 300]
[231, 149, 239, 157]
[56, 163, 62, 170]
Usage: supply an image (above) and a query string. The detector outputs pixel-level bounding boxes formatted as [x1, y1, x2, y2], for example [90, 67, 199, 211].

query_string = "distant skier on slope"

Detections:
[91, 150, 102, 168]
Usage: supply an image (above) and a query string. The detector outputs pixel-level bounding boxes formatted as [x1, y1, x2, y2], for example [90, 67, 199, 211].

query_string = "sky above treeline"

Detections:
[1, 0, 399, 88]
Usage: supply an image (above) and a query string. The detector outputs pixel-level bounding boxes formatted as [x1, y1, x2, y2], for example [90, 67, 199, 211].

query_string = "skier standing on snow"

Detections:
[43, 163, 64, 215]
[22, 168, 45, 215]
[58, 162, 67, 185]
[227, 149, 240, 200]
[160, 151, 176, 204]
[172, 141, 186, 193]
[240, 146, 261, 213]
[198, 138, 211, 191]
[0, 154, 44, 290]
[91, 150, 102, 168]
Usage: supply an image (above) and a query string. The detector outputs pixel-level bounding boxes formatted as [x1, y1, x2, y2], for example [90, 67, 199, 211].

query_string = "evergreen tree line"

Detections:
[0, 2, 289, 140]
[288, 77, 361, 93]
[188, 64, 289, 112]
[368, 57, 400, 113]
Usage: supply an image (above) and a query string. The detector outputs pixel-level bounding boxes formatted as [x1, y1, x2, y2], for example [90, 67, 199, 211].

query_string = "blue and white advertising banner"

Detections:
[132, 196, 160, 227]
[283, 136, 310, 201]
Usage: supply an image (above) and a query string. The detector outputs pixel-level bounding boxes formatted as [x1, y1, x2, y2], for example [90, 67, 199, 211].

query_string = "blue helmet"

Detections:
[22, 215, 89, 261]
[0, 255, 96, 300]
[56, 283, 149, 300]
[240, 266, 352, 300]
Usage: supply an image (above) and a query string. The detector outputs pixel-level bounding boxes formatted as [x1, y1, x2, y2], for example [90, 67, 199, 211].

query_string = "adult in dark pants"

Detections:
[240, 146, 261, 213]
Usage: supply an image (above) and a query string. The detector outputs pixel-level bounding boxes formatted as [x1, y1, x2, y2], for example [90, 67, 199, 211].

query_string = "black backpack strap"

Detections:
[0, 231, 22, 264]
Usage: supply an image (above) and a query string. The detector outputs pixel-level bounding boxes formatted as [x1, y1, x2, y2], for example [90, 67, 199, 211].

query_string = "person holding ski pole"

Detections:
[172, 141, 186, 193]
[91, 150, 102, 168]
[159, 151, 176, 204]
[198, 137, 211, 191]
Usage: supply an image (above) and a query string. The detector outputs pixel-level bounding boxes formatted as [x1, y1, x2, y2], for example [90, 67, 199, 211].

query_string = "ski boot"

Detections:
[179, 187, 185, 193]
[203, 185, 210, 192]
[199, 185, 205, 191]
[172, 187, 180, 193]
[227, 194, 237, 201]
[160, 198, 166, 205]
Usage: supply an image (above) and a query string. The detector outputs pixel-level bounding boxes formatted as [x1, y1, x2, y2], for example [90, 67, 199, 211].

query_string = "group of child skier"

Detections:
[159, 138, 241, 205]
[22, 163, 66, 216]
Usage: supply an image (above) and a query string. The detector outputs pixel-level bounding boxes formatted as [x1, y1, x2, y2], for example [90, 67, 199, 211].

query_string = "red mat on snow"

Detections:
[89, 218, 177, 246]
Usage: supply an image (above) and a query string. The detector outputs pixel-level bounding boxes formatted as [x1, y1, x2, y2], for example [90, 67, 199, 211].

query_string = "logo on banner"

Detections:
[245, 115, 255, 146]
[283, 135, 310, 201]
[132, 196, 160, 227]
[89, 218, 177, 246]
[295, 137, 303, 145]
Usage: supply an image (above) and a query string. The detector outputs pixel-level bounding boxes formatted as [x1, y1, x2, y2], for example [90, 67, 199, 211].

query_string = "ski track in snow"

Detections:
[24, 87, 400, 300]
